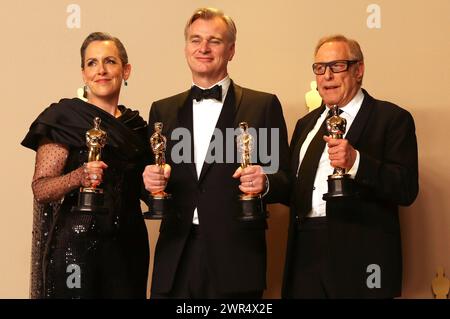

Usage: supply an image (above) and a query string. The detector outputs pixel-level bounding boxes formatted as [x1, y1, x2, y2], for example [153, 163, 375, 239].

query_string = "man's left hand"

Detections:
[232, 165, 266, 194]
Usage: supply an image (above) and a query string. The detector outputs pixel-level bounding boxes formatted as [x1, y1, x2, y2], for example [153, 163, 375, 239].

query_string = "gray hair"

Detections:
[80, 32, 128, 69]
[314, 34, 364, 61]
[184, 8, 237, 43]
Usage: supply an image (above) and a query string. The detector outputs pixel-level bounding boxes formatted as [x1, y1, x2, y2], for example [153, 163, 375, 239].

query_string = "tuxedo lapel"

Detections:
[232, 82, 243, 127]
[291, 105, 325, 175]
[198, 82, 238, 184]
[345, 89, 374, 147]
[176, 91, 198, 182]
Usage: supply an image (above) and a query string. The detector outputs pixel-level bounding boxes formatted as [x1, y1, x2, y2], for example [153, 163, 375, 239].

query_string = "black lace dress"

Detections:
[22, 98, 150, 298]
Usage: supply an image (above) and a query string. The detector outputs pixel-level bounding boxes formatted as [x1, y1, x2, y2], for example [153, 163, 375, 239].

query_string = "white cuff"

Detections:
[261, 174, 270, 197]
[347, 150, 360, 179]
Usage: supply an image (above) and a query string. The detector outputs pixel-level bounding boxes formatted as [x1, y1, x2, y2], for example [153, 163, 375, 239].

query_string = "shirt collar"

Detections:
[325, 88, 364, 119]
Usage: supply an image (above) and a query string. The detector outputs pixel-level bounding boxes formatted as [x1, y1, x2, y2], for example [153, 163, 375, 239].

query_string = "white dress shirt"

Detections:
[297, 89, 364, 217]
[192, 76, 231, 224]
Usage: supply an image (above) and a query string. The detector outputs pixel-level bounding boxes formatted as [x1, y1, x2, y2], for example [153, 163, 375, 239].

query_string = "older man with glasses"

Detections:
[282, 34, 419, 298]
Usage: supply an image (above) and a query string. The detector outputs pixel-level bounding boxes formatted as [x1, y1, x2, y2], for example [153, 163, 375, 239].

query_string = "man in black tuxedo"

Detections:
[143, 8, 289, 298]
[283, 35, 419, 298]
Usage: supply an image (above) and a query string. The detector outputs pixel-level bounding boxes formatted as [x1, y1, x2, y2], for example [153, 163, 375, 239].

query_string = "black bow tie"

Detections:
[191, 85, 222, 102]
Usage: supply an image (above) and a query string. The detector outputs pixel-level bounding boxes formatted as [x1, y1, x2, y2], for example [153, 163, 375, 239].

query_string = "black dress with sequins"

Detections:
[22, 98, 151, 298]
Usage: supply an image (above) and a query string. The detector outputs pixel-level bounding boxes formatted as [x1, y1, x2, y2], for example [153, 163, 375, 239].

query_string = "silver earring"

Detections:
[83, 85, 88, 98]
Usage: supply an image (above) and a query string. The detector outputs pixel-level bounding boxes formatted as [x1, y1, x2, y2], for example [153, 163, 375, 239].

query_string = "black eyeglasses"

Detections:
[312, 60, 359, 75]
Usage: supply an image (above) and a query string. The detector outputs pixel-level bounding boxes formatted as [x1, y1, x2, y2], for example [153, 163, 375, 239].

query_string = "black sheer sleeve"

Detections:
[32, 139, 84, 203]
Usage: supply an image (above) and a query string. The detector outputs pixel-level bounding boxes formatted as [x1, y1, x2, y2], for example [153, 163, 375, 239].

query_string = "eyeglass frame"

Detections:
[312, 60, 360, 75]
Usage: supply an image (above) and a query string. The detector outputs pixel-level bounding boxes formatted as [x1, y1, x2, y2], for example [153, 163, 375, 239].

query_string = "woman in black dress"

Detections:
[22, 32, 150, 298]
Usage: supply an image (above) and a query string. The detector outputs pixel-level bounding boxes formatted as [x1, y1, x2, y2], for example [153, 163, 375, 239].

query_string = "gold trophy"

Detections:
[143, 122, 172, 219]
[323, 105, 356, 200]
[236, 122, 265, 221]
[72, 117, 108, 214]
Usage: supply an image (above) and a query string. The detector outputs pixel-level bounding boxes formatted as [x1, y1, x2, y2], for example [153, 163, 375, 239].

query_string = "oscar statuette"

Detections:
[72, 117, 108, 214]
[143, 122, 172, 219]
[236, 122, 265, 222]
[323, 105, 356, 200]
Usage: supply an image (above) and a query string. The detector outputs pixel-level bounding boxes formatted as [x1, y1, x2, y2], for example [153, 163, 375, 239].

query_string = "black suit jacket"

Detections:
[149, 81, 289, 294]
[283, 89, 419, 298]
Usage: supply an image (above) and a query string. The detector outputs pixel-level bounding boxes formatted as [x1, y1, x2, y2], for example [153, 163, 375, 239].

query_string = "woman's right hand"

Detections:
[81, 161, 108, 188]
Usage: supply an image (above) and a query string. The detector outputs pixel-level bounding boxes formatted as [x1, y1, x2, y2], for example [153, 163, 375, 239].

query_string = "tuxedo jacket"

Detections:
[283, 89, 419, 298]
[148, 81, 289, 294]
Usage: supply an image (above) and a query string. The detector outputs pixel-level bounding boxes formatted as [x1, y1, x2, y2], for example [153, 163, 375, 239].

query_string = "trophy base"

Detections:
[71, 188, 108, 214]
[236, 194, 267, 222]
[322, 174, 356, 200]
[143, 193, 173, 220]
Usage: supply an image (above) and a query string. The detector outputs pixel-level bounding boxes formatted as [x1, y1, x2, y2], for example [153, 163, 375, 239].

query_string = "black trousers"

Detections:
[285, 217, 331, 299]
[151, 225, 263, 299]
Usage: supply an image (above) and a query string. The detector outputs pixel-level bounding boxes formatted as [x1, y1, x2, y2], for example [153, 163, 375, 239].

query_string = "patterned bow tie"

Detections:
[191, 84, 222, 102]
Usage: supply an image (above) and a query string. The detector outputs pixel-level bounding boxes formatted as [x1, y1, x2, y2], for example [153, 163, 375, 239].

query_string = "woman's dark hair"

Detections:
[80, 32, 128, 68]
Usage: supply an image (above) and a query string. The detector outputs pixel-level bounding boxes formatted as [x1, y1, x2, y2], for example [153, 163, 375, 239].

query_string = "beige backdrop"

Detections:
[1, 0, 449, 298]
